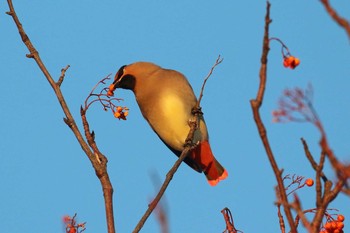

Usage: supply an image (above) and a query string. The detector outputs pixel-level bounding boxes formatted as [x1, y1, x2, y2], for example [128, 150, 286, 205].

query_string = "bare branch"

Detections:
[311, 152, 335, 232]
[316, 152, 326, 208]
[6, 1, 115, 232]
[250, 2, 297, 232]
[221, 207, 241, 233]
[301, 138, 327, 182]
[57, 65, 70, 86]
[197, 55, 223, 108]
[6, 0, 89, 156]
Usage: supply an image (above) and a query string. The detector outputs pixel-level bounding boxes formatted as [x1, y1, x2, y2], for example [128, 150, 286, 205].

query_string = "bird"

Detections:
[108, 62, 228, 186]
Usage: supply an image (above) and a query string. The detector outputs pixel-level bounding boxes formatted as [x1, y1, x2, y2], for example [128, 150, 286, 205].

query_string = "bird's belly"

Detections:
[150, 93, 192, 151]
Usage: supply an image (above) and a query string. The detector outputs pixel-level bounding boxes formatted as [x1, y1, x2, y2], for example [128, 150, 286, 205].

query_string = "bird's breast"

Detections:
[144, 92, 193, 151]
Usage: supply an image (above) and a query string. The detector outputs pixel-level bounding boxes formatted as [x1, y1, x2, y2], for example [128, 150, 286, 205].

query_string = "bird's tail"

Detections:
[191, 141, 228, 186]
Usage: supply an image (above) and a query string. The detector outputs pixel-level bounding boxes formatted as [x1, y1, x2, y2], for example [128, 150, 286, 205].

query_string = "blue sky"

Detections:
[1, 1, 349, 232]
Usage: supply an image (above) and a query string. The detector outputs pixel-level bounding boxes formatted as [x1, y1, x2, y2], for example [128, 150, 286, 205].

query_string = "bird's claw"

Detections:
[184, 139, 199, 149]
[191, 106, 203, 116]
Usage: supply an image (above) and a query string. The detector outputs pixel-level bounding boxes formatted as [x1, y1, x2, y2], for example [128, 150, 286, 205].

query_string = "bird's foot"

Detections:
[191, 106, 203, 116]
[184, 139, 199, 149]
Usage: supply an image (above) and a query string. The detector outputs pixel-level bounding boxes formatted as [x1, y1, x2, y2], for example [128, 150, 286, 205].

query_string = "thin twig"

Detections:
[249, 2, 297, 232]
[221, 207, 240, 233]
[197, 55, 223, 108]
[316, 151, 326, 208]
[312, 151, 330, 232]
[301, 138, 327, 182]
[57, 65, 70, 86]
[80, 107, 115, 232]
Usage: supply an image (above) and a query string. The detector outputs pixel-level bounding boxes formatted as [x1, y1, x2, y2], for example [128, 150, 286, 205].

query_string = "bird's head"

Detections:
[107, 62, 160, 96]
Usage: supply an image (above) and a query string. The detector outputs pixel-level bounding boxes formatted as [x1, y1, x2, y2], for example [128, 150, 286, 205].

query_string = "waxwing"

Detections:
[108, 62, 228, 186]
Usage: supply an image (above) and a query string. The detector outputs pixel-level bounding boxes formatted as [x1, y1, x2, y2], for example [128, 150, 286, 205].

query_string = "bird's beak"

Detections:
[107, 83, 116, 97]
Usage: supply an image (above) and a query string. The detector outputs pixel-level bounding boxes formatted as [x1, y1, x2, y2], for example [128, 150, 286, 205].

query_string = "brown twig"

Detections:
[83, 75, 123, 111]
[221, 207, 241, 233]
[310, 150, 340, 232]
[250, 2, 297, 232]
[319, 0, 350, 40]
[316, 152, 326, 208]
[197, 55, 223, 108]
[57, 65, 70, 86]
[80, 107, 115, 232]
[301, 138, 328, 182]
[63, 213, 87, 233]
[6, 1, 116, 233]
[132, 57, 222, 233]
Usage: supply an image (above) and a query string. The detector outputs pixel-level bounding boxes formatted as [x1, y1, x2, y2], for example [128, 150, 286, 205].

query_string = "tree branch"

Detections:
[57, 65, 70, 87]
[250, 2, 297, 232]
[6, 1, 116, 232]
[301, 138, 328, 182]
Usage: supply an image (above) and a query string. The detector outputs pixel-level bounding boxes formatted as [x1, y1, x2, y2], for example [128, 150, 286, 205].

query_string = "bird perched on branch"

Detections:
[108, 62, 228, 186]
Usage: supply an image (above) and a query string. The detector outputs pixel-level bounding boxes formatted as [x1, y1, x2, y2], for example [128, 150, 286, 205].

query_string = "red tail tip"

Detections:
[207, 169, 228, 186]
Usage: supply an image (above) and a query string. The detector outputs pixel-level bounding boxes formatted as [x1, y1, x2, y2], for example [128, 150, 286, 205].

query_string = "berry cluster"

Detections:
[283, 56, 300, 69]
[269, 37, 300, 70]
[114, 106, 129, 120]
[62, 214, 86, 233]
[320, 214, 345, 233]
